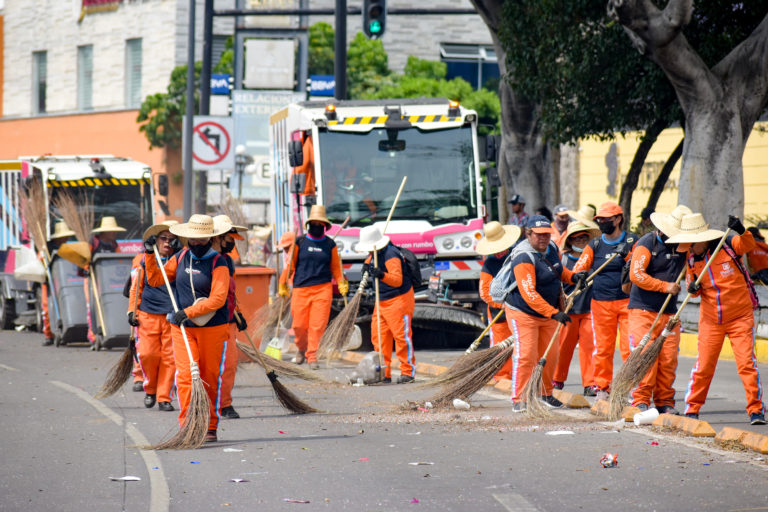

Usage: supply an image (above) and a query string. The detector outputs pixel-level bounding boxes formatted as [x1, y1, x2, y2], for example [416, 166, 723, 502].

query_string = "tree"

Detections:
[609, 0, 768, 226]
[309, 22, 334, 75]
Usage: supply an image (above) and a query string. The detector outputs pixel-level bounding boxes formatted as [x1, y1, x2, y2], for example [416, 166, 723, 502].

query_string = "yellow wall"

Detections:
[578, 122, 768, 225]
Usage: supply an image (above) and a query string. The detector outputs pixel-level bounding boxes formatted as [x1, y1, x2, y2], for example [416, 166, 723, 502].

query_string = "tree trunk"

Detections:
[646, 137, 683, 212]
[618, 119, 666, 228]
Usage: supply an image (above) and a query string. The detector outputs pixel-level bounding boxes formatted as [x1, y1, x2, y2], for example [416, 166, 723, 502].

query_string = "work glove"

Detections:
[727, 215, 745, 235]
[338, 279, 349, 296]
[173, 309, 189, 325]
[687, 280, 701, 295]
[552, 311, 571, 325]
[234, 313, 247, 332]
[370, 267, 385, 280]
[665, 282, 681, 295]
[169, 238, 182, 252]
[614, 242, 630, 259]
[278, 283, 290, 297]
[127, 312, 139, 327]
[573, 271, 589, 288]
[144, 235, 157, 254]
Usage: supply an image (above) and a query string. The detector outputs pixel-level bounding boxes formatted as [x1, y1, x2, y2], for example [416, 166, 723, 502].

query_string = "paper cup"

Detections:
[633, 408, 659, 426]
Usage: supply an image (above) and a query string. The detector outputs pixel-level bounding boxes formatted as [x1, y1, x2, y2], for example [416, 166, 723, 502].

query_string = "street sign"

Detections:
[310, 75, 335, 97]
[191, 116, 234, 171]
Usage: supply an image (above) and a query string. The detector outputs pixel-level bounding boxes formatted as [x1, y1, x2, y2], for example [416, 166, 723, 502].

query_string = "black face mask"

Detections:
[220, 240, 236, 254]
[308, 224, 325, 238]
[189, 241, 212, 258]
[597, 220, 615, 235]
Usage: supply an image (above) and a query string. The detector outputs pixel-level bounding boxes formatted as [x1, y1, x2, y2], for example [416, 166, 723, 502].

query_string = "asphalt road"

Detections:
[2, 330, 768, 512]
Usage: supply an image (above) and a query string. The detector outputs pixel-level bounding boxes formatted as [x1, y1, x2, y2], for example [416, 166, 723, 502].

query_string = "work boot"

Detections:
[541, 395, 564, 409]
[158, 402, 174, 412]
[511, 401, 527, 413]
[635, 403, 649, 412]
[292, 351, 306, 365]
[42, 337, 54, 347]
[132, 381, 144, 392]
[382, 377, 392, 384]
[750, 412, 766, 425]
[596, 390, 609, 402]
[308, 361, 319, 370]
[684, 412, 699, 420]
[656, 405, 679, 416]
[552, 380, 564, 390]
[144, 394, 156, 408]
[583, 386, 597, 397]
[205, 430, 218, 443]
[397, 375, 415, 384]
[221, 405, 240, 419]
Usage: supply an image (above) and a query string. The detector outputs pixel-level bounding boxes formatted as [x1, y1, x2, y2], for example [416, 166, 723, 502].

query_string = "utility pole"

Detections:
[334, 0, 347, 100]
[183, 0, 195, 221]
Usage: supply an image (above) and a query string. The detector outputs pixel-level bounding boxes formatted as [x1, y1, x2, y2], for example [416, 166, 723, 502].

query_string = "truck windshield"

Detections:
[318, 125, 477, 226]
[49, 182, 153, 240]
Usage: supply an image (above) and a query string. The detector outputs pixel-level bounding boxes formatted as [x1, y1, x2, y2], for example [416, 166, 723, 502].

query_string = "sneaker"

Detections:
[308, 361, 319, 370]
[596, 390, 609, 402]
[684, 412, 699, 420]
[205, 430, 217, 443]
[656, 405, 679, 416]
[382, 377, 392, 383]
[397, 375, 415, 384]
[292, 352, 306, 365]
[552, 380, 564, 390]
[750, 412, 766, 425]
[221, 405, 240, 419]
[511, 401, 527, 413]
[42, 337, 54, 346]
[132, 381, 144, 392]
[583, 386, 597, 397]
[158, 401, 174, 412]
[143, 394, 156, 408]
[635, 403, 649, 412]
[541, 395, 564, 409]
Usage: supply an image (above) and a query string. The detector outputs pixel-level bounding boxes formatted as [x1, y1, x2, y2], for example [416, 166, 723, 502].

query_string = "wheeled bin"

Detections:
[89, 253, 134, 350]
[49, 252, 88, 345]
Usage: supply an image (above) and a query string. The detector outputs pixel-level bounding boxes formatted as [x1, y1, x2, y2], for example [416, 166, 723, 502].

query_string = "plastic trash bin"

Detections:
[233, 266, 274, 362]
[89, 253, 134, 350]
[49, 252, 87, 345]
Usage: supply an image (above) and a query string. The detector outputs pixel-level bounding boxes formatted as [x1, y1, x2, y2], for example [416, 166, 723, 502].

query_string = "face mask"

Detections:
[189, 241, 212, 258]
[220, 240, 236, 254]
[597, 220, 615, 235]
[571, 245, 584, 253]
[308, 224, 325, 238]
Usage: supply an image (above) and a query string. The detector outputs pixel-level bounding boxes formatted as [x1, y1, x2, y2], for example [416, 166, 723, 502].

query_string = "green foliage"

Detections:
[347, 32, 392, 98]
[403, 56, 447, 80]
[309, 22, 335, 75]
[214, 36, 234, 75]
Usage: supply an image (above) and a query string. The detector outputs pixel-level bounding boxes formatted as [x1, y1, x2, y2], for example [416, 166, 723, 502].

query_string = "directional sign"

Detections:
[191, 116, 234, 171]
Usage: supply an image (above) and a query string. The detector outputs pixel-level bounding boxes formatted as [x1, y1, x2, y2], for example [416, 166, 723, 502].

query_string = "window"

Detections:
[32, 51, 47, 114]
[125, 38, 142, 108]
[77, 45, 94, 111]
[439, 43, 500, 91]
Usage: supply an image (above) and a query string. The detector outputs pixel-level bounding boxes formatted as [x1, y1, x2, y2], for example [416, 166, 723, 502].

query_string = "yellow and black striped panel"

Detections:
[47, 177, 150, 188]
[328, 115, 462, 126]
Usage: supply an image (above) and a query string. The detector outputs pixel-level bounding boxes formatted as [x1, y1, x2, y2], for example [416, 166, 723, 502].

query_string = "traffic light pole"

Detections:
[334, 0, 347, 100]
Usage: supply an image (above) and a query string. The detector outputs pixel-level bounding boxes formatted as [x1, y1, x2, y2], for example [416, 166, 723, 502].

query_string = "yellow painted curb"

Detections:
[415, 362, 447, 377]
[590, 400, 639, 421]
[553, 390, 591, 409]
[652, 413, 716, 437]
[493, 379, 512, 394]
[716, 427, 768, 454]
[341, 351, 364, 364]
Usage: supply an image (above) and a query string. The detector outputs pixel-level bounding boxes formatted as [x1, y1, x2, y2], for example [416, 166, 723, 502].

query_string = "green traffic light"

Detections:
[369, 20, 382, 34]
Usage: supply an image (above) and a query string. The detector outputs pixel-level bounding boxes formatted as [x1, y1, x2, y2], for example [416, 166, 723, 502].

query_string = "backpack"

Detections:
[395, 246, 423, 288]
[489, 239, 539, 303]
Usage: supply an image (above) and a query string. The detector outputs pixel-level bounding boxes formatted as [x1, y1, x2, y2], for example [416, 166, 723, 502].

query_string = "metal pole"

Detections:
[200, 0, 214, 115]
[183, 0, 196, 221]
[334, 0, 347, 100]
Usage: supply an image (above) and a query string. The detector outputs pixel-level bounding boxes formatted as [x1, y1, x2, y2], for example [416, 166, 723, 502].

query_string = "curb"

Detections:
[715, 426, 768, 453]
[652, 413, 716, 437]
[590, 400, 639, 421]
[553, 390, 591, 408]
[670, 332, 768, 363]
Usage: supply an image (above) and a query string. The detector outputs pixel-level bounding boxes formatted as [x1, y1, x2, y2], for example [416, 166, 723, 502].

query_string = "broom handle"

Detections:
[331, 215, 350, 307]
[383, 177, 408, 235]
[129, 266, 142, 344]
[540, 294, 578, 362]
[635, 265, 688, 350]
[236, 310, 272, 369]
[152, 245, 198, 376]
[90, 268, 108, 338]
[373, 248, 384, 372]
[466, 308, 505, 353]
[584, 251, 621, 285]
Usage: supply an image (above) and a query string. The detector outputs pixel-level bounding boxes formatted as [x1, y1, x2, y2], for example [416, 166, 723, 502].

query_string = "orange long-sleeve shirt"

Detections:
[479, 271, 505, 310]
[364, 253, 403, 288]
[747, 240, 768, 273]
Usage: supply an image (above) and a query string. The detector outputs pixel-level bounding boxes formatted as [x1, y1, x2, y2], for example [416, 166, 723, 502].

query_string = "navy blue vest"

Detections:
[375, 243, 412, 301]
[588, 232, 636, 302]
[562, 252, 592, 315]
[628, 233, 684, 313]
[293, 235, 336, 288]
[506, 242, 563, 318]
[138, 255, 174, 315]
[172, 249, 229, 327]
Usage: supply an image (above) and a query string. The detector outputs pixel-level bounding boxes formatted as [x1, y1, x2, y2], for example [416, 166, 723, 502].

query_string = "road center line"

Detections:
[50, 380, 170, 512]
[493, 493, 540, 512]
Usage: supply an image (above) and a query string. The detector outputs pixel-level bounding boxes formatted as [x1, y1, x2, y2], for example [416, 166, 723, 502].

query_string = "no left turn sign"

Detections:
[190, 116, 235, 171]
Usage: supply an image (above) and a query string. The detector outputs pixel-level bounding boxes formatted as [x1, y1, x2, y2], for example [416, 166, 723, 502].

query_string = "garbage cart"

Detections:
[49, 252, 87, 346]
[89, 253, 134, 350]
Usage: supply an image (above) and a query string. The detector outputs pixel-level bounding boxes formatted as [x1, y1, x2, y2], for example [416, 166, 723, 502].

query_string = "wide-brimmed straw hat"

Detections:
[568, 204, 597, 226]
[559, 221, 600, 251]
[213, 214, 246, 240]
[142, 220, 179, 241]
[92, 216, 126, 234]
[476, 221, 521, 255]
[169, 214, 230, 239]
[650, 205, 693, 238]
[356, 225, 390, 252]
[665, 213, 725, 244]
[305, 205, 331, 228]
[50, 221, 76, 240]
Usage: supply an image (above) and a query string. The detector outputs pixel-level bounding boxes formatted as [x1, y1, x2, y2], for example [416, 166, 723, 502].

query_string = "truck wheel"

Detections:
[0, 295, 14, 330]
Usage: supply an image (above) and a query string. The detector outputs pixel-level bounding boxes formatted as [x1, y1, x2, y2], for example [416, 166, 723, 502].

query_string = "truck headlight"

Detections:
[442, 238, 454, 250]
[460, 236, 472, 248]
[337, 240, 345, 252]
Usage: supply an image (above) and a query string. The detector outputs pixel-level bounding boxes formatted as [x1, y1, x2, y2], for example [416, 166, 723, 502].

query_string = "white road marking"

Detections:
[50, 380, 170, 512]
[0, 363, 19, 371]
[493, 493, 540, 512]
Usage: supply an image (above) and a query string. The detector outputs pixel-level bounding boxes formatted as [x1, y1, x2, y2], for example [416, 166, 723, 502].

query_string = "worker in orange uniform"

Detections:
[561, 202, 636, 401]
[553, 220, 600, 396]
[505, 215, 569, 412]
[667, 213, 765, 425]
[626, 206, 692, 415]
[41, 221, 76, 346]
[279, 205, 347, 370]
[128, 252, 147, 392]
[128, 221, 180, 412]
[551, 205, 571, 248]
[84, 216, 125, 347]
[144, 214, 233, 443]
[746, 227, 768, 284]
[357, 225, 416, 383]
[212, 214, 249, 419]
[476, 221, 522, 381]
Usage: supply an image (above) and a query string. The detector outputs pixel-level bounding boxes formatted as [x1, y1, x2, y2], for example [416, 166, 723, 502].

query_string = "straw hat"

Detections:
[665, 213, 725, 244]
[212, 214, 245, 240]
[305, 205, 331, 227]
[476, 221, 522, 255]
[650, 205, 693, 238]
[568, 204, 597, 225]
[51, 221, 76, 240]
[142, 220, 179, 241]
[169, 214, 230, 239]
[356, 225, 390, 252]
[559, 221, 600, 251]
[92, 216, 126, 233]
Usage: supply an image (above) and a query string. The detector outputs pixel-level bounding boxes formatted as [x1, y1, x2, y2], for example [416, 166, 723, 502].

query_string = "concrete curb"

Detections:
[590, 399, 639, 421]
[674, 332, 768, 363]
[652, 413, 716, 437]
[553, 390, 591, 408]
[715, 426, 768, 453]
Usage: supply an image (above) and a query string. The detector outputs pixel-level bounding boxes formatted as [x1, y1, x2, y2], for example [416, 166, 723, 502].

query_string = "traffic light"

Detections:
[363, 0, 386, 39]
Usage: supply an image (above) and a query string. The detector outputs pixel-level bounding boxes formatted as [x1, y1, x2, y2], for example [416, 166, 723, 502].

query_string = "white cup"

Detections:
[633, 408, 660, 426]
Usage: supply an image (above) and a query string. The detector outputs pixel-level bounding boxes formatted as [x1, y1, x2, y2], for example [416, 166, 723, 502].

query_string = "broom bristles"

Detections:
[148, 377, 210, 450]
[267, 371, 320, 414]
[236, 340, 329, 383]
[251, 295, 291, 346]
[608, 332, 668, 420]
[317, 291, 363, 362]
[95, 346, 135, 398]
[522, 362, 551, 418]
[419, 346, 504, 389]
[52, 189, 93, 243]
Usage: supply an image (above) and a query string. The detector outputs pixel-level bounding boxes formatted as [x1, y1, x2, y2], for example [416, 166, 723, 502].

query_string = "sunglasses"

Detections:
[570, 234, 590, 241]
[158, 235, 177, 243]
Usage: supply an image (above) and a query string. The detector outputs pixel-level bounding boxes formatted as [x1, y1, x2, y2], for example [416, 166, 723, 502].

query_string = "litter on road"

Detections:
[109, 476, 141, 481]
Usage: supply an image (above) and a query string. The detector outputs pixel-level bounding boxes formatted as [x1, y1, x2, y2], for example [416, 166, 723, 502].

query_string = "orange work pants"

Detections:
[136, 310, 175, 403]
[371, 289, 416, 379]
[220, 322, 239, 409]
[489, 309, 513, 381]
[591, 298, 630, 391]
[84, 278, 96, 344]
[553, 312, 594, 388]
[171, 323, 229, 431]
[628, 309, 679, 408]
[42, 283, 53, 339]
[506, 307, 559, 402]
[132, 360, 144, 384]
[291, 283, 332, 363]
[685, 312, 764, 416]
